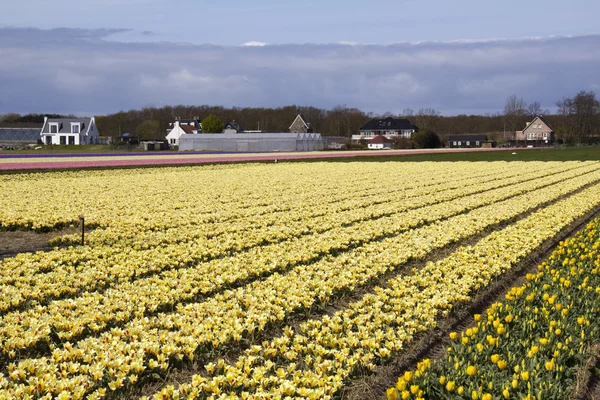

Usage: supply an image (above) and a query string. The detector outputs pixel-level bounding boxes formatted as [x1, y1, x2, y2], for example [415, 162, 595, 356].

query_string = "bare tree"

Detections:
[503, 95, 527, 133]
[557, 91, 600, 144]
[400, 108, 414, 117]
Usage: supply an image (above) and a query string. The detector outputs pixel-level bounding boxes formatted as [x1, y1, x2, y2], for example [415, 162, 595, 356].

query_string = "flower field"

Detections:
[386, 215, 600, 400]
[0, 160, 599, 399]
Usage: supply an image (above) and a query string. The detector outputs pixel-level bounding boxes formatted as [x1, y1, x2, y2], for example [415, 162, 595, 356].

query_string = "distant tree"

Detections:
[0, 113, 21, 122]
[400, 108, 414, 117]
[201, 114, 225, 133]
[135, 120, 161, 140]
[557, 91, 600, 144]
[412, 129, 441, 149]
[504, 95, 527, 132]
[391, 137, 411, 149]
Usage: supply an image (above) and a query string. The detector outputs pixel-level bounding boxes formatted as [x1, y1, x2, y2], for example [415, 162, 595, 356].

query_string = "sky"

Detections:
[0, 0, 599, 116]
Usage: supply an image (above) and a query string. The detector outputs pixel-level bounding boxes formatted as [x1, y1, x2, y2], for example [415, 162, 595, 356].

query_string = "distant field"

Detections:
[1, 146, 599, 171]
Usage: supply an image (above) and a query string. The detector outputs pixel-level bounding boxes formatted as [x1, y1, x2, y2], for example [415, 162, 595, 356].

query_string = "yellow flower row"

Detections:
[0, 162, 594, 316]
[0, 162, 517, 232]
[388, 216, 600, 400]
[152, 181, 600, 400]
[1, 166, 598, 399]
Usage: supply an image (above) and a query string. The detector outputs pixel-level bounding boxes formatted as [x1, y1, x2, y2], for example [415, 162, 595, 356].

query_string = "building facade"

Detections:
[352, 117, 418, 142]
[447, 135, 489, 148]
[513, 117, 554, 146]
[40, 117, 99, 145]
[289, 114, 313, 133]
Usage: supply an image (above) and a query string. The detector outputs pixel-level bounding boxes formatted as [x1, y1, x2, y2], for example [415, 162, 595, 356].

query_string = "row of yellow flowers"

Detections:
[0, 166, 481, 311]
[49, 160, 531, 248]
[1, 169, 597, 399]
[1, 162, 595, 357]
[0, 161, 521, 232]
[147, 181, 600, 400]
[387, 216, 600, 400]
[1, 170, 537, 353]
[0, 162, 595, 316]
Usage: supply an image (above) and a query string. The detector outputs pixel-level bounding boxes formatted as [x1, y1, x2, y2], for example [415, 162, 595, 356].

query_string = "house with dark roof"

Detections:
[289, 114, 313, 133]
[367, 135, 392, 149]
[447, 135, 492, 148]
[223, 121, 244, 134]
[40, 117, 99, 145]
[353, 117, 418, 142]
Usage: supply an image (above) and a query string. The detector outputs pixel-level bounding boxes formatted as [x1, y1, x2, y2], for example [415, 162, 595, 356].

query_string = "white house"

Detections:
[166, 121, 199, 146]
[40, 117, 99, 145]
[367, 135, 392, 149]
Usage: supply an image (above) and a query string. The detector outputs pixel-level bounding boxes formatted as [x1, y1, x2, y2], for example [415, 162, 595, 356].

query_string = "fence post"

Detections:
[79, 215, 85, 246]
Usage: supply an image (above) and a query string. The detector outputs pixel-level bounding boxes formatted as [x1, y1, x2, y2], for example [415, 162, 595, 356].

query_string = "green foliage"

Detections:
[135, 120, 161, 140]
[201, 114, 225, 133]
[412, 129, 441, 149]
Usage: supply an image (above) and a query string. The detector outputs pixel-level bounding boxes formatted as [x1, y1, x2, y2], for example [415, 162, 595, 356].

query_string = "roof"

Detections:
[0, 128, 41, 141]
[224, 121, 243, 132]
[41, 118, 94, 134]
[523, 116, 553, 132]
[369, 135, 392, 143]
[360, 117, 418, 131]
[448, 135, 488, 142]
[289, 114, 312, 130]
[180, 125, 197, 134]
[169, 119, 201, 128]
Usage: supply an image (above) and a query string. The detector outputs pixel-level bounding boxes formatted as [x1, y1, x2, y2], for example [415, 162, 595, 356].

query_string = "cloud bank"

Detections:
[0, 28, 598, 116]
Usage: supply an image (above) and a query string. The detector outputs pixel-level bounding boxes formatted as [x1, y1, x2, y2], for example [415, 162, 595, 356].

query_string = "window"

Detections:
[68, 136, 75, 145]
[50, 124, 58, 134]
[457, 141, 462, 146]
[476, 141, 480, 146]
[466, 141, 470, 146]
[60, 136, 66, 145]
[453, 141, 457, 146]
[71, 124, 80, 134]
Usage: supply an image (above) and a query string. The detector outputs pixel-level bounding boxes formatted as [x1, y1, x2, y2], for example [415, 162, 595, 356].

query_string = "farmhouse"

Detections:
[352, 117, 418, 142]
[223, 121, 244, 134]
[166, 121, 199, 146]
[40, 117, 99, 145]
[447, 135, 492, 148]
[289, 114, 313, 133]
[514, 117, 554, 146]
[179, 132, 324, 152]
[368, 135, 392, 149]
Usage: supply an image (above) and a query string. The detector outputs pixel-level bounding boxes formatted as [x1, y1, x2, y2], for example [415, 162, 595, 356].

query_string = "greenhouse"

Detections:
[179, 132, 324, 152]
[0, 128, 40, 145]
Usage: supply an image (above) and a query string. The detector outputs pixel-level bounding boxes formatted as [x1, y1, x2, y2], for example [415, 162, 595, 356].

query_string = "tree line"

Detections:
[1, 91, 598, 144]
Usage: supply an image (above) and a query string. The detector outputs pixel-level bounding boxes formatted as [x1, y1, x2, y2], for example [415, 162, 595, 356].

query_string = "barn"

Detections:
[179, 133, 324, 152]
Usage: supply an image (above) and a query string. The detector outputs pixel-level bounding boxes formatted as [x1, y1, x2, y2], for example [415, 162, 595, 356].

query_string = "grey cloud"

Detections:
[0, 28, 599, 116]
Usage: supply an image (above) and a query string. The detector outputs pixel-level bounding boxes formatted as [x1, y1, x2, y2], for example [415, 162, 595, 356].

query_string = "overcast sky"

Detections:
[1, 0, 599, 116]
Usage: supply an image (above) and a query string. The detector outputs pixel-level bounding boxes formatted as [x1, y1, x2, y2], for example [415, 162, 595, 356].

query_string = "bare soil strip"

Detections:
[0, 228, 78, 260]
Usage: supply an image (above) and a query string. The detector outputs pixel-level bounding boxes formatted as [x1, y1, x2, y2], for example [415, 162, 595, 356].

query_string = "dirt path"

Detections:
[0, 229, 78, 260]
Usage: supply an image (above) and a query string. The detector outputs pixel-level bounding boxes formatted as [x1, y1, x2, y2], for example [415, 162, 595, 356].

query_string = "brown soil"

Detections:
[0, 228, 78, 260]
